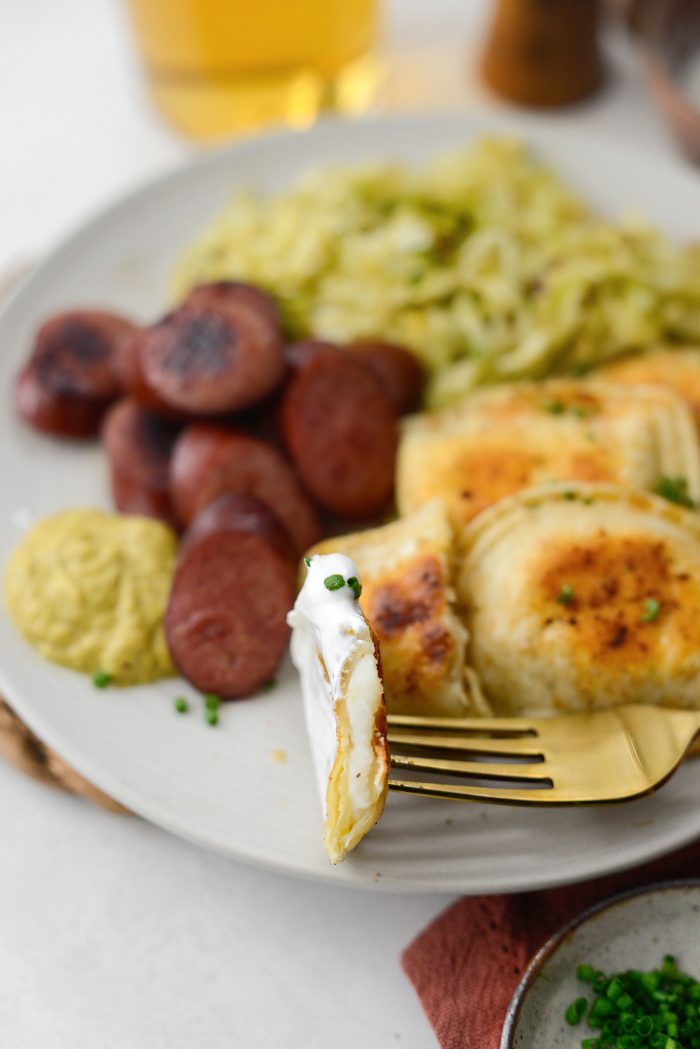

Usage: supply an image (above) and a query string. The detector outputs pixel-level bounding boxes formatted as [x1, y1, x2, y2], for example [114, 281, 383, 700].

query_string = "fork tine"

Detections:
[387, 730, 543, 759]
[390, 754, 552, 783]
[388, 714, 537, 735]
[389, 780, 564, 804]
[389, 776, 662, 804]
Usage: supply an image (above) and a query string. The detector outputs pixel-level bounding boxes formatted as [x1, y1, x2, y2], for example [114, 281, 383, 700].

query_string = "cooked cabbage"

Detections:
[173, 138, 700, 408]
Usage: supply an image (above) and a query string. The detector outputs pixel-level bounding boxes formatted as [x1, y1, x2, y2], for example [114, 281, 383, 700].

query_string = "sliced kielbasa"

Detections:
[170, 424, 322, 555]
[101, 398, 181, 526]
[284, 339, 339, 371]
[285, 339, 424, 415]
[180, 491, 295, 560]
[126, 282, 284, 418]
[348, 340, 425, 415]
[278, 351, 398, 520]
[16, 310, 137, 438]
[185, 281, 281, 331]
[119, 333, 181, 419]
[166, 494, 295, 699]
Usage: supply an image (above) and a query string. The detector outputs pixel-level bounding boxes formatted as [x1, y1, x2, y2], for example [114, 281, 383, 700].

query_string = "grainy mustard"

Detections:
[5, 508, 177, 684]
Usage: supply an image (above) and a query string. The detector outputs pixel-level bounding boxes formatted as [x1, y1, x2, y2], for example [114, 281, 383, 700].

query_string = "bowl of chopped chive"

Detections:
[501, 881, 700, 1049]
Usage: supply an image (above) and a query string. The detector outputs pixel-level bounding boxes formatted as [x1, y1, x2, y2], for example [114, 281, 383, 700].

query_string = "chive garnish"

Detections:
[262, 678, 277, 692]
[324, 573, 345, 591]
[92, 670, 112, 689]
[654, 475, 696, 509]
[304, 556, 312, 567]
[204, 693, 220, 711]
[544, 400, 566, 415]
[567, 955, 700, 1047]
[556, 584, 575, 606]
[347, 576, 362, 599]
[174, 697, 189, 714]
[641, 598, 661, 623]
[565, 997, 588, 1026]
[205, 709, 219, 727]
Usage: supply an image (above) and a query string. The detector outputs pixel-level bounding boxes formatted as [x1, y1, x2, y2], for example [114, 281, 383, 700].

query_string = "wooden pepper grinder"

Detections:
[481, 0, 605, 107]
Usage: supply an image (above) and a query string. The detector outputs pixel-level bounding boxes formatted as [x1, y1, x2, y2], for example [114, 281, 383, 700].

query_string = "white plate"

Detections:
[502, 882, 700, 1048]
[3, 114, 700, 894]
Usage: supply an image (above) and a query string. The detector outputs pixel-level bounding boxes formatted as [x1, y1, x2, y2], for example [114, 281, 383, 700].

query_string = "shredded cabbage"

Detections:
[173, 138, 700, 408]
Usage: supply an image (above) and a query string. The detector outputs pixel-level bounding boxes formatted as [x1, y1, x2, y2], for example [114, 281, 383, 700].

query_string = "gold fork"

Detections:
[387, 705, 700, 805]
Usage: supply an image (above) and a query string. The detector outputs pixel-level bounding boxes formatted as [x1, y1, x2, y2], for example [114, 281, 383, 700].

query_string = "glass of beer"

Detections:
[124, 0, 381, 141]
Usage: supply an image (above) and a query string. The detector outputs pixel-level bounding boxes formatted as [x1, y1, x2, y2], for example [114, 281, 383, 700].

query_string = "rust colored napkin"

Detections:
[402, 840, 700, 1049]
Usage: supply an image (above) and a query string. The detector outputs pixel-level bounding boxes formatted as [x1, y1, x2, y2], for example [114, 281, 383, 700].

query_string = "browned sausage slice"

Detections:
[129, 282, 284, 417]
[285, 339, 424, 415]
[180, 491, 295, 560]
[102, 398, 181, 526]
[185, 281, 281, 331]
[170, 424, 322, 554]
[278, 351, 398, 520]
[119, 333, 181, 419]
[284, 339, 339, 371]
[16, 310, 137, 438]
[348, 340, 425, 415]
[166, 494, 295, 699]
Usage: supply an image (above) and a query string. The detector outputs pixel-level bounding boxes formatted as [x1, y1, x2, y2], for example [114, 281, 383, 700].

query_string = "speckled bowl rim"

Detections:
[500, 878, 700, 1049]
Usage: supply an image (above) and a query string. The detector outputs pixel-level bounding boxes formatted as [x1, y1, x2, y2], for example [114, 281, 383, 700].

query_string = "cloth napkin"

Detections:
[402, 839, 700, 1049]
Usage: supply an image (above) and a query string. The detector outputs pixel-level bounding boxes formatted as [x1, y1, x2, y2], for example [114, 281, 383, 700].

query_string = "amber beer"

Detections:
[124, 0, 380, 140]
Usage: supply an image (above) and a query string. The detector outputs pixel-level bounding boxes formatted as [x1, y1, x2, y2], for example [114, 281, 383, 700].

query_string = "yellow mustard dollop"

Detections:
[4, 509, 177, 685]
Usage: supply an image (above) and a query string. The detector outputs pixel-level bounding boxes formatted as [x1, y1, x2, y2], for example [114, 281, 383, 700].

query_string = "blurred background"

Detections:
[1, 0, 690, 282]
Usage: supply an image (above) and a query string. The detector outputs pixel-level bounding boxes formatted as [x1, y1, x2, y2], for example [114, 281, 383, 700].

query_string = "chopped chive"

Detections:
[544, 400, 566, 415]
[262, 677, 277, 692]
[569, 956, 700, 1047]
[557, 583, 575, 606]
[565, 997, 589, 1025]
[347, 576, 362, 599]
[205, 709, 219, 727]
[174, 696, 189, 714]
[204, 692, 220, 711]
[641, 598, 662, 623]
[324, 573, 345, 591]
[563, 490, 577, 501]
[304, 556, 312, 567]
[607, 977, 625, 1002]
[92, 670, 112, 689]
[654, 475, 696, 509]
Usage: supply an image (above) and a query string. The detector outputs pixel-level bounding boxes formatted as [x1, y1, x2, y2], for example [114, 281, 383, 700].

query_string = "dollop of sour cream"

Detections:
[288, 553, 376, 812]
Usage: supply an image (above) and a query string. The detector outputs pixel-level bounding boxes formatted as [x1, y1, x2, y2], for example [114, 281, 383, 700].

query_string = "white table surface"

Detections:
[0, 3, 692, 1047]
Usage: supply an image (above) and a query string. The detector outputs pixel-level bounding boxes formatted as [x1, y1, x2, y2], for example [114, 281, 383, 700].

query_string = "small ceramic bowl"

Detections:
[501, 880, 700, 1049]
[643, 0, 700, 163]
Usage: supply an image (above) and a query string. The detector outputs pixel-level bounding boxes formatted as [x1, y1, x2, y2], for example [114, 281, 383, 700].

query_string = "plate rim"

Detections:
[500, 878, 700, 1048]
[4, 111, 700, 893]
